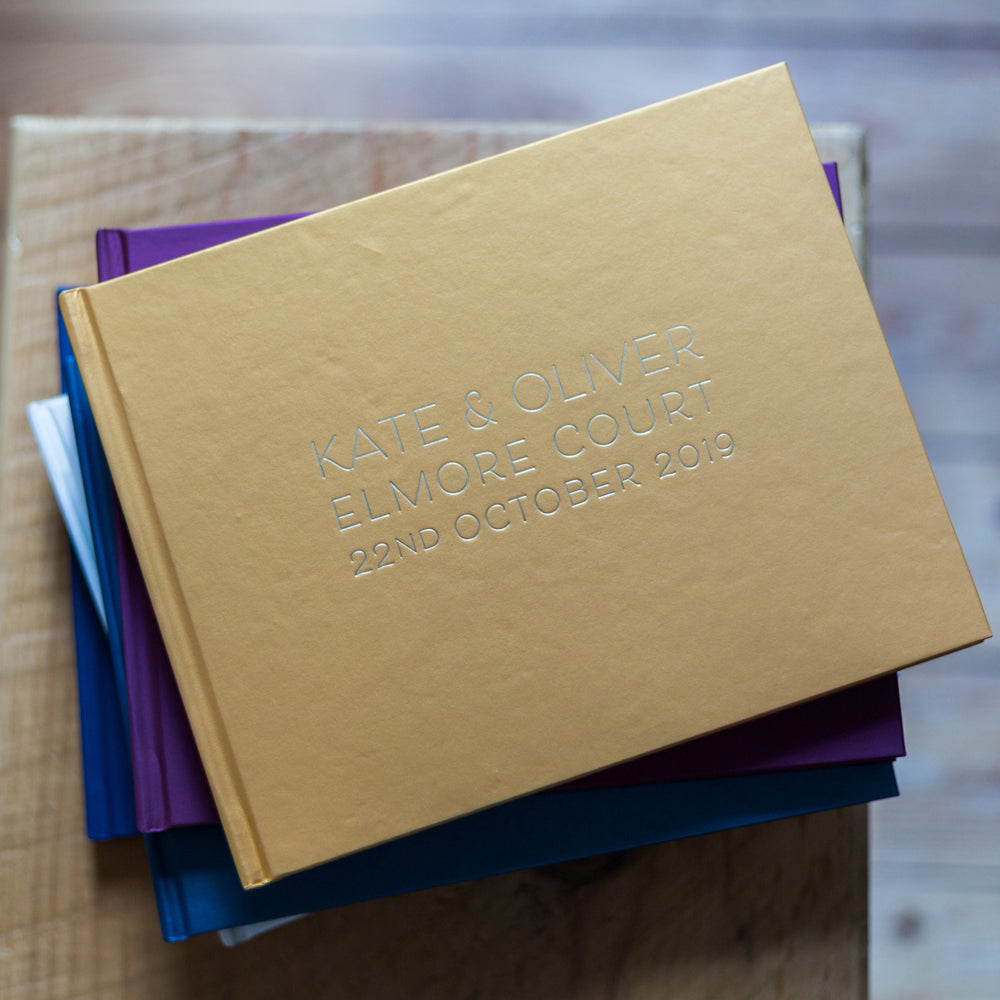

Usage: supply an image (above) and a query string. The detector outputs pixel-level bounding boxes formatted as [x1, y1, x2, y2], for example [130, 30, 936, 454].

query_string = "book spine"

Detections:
[58, 287, 272, 888]
[95, 229, 128, 283]
[115, 501, 164, 832]
[68, 555, 139, 839]
[145, 836, 189, 943]
[64, 356, 132, 733]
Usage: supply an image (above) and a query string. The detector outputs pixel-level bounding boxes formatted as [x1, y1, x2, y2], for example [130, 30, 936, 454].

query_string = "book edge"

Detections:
[96, 228, 128, 282]
[58, 286, 273, 888]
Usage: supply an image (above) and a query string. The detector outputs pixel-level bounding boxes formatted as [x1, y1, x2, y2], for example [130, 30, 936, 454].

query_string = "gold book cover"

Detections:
[61, 65, 990, 887]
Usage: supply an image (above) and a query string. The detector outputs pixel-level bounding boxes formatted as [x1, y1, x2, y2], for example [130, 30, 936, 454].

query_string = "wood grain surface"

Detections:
[1, 118, 870, 1000]
[1, 4, 998, 996]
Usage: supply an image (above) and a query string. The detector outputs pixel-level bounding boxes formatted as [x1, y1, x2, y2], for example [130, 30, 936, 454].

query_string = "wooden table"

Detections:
[0, 118, 869, 999]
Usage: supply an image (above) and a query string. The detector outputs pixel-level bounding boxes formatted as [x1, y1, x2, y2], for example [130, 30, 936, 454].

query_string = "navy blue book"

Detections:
[63, 352, 130, 731]
[60, 170, 901, 934]
[60, 320, 900, 938]
[57, 296, 138, 839]
[149, 760, 898, 941]
[66, 530, 138, 839]
[61, 308, 899, 939]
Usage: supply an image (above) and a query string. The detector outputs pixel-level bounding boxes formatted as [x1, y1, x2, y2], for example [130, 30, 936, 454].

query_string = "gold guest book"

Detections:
[61, 64, 990, 887]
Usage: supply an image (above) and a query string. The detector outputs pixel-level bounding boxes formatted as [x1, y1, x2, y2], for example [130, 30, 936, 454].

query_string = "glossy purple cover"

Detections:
[100, 216, 305, 830]
[824, 162, 843, 215]
[101, 165, 903, 831]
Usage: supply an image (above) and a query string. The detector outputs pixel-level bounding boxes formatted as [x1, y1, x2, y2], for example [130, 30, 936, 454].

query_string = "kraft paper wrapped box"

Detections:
[60, 64, 990, 888]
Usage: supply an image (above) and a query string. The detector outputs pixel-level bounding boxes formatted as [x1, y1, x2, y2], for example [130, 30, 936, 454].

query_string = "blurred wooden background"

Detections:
[1, 2, 998, 998]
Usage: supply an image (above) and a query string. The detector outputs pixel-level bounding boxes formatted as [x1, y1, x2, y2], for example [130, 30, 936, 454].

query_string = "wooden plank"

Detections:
[922, 460, 1000, 667]
[871, 874, 1000, 1000]
[872, 673, 1000, 869]
[875, 256, 1000, 378]
[4, 0, 1000, 21]
[868, 256, 1000, 677]
[4, 2, 1000, 39]
[1, 44, 997, 229]
[869, 669, 1000, 998]
[0, 117, 870, 1000]
[1, 811, 870, 1000]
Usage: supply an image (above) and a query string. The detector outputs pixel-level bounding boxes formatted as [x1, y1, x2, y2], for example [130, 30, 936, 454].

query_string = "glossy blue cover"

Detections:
[63, 354, 130, 730]
[58, 296, 138, 839]
[63, 273, 899, 937]
[149, 760, 897, 941]
[63, 173, 899, 934]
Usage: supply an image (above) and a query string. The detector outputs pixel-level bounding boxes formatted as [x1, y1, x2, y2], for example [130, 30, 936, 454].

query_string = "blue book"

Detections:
[63, 352, 130, 731]
[57, 295, 138, 839]
[61, 314, 898, 938]
[67, 540, 138, 838]
[149, 760, 897, 941]
[58, 340, 900, 938]
[59, 182, 901, 935]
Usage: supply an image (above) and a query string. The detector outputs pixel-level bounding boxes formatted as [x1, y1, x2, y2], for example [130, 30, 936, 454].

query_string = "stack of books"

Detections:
[29, 64, 989, 944]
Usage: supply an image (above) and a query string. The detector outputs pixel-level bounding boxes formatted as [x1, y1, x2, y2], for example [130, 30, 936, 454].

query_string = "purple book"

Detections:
[823, 161, 843, 214]
[101, 165, 904, 832]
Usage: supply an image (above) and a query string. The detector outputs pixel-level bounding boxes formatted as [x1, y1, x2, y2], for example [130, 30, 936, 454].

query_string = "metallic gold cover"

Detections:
[61, 64, 990, 887]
